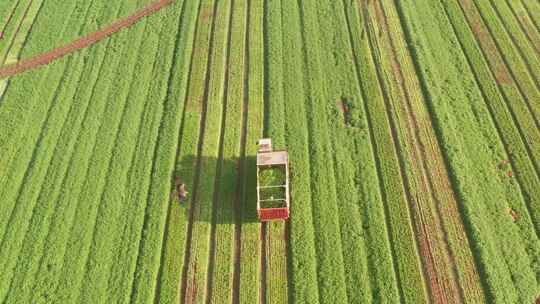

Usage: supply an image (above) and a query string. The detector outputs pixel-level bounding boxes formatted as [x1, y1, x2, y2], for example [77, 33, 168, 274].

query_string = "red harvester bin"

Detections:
[258, 207, 289, 221]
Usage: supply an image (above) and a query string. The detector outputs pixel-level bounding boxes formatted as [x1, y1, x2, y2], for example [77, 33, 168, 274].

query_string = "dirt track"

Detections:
[0, 0, 173, 79]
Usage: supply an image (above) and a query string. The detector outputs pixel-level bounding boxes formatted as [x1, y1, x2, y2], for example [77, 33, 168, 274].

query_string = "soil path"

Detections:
[0, 0, 173, 79]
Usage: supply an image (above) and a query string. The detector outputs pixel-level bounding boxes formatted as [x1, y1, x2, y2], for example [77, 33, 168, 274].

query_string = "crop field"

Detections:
[0, 0, 539, 303]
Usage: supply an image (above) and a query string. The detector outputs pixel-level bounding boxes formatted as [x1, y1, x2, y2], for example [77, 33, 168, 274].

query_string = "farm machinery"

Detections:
[256, 139, 290, 221]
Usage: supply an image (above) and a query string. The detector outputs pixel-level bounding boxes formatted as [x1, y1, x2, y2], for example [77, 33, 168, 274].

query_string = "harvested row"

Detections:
[206, 0, 247, 302]
[396, 0, 540, 302]
[263, 2, 288, 302]
[237, 0, 264, 302]
[174, 0, 220, 301]
[123, 2, 193, 302]
[264, 222, 288, 304]
[180, 0, 231, 302]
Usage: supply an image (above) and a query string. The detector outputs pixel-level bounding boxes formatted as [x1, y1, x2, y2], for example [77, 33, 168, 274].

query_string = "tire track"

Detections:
[467, 0, 540, 100]
[451, 0, 540, 237]
[347, 3, 423, 303]
[369, 2, 460, 302]
[0, 0, 173, 79]
[453, 0, 540, 166]
[340, 2, 401, 301]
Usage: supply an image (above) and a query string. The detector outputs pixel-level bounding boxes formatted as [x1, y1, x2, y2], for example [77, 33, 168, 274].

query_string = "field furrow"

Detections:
[352, 2, 430, 303]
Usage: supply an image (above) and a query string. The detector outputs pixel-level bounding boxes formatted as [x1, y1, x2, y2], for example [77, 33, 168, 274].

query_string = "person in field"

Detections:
[178, 183, 188, 202]
[174, 176, 188, 203]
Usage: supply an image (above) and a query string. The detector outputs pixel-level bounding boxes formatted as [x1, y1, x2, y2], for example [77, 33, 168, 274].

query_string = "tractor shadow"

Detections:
[171, 155, 259, 225]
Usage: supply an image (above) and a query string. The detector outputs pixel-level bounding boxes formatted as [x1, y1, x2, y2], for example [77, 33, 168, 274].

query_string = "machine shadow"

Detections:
[171, 154, 259, 225]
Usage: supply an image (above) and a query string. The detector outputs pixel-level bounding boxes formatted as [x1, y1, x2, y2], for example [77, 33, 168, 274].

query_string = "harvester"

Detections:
[256, 138, 290, 221]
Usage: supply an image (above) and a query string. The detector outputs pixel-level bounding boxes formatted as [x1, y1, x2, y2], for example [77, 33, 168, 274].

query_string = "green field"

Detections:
[0, 0, 539, 303]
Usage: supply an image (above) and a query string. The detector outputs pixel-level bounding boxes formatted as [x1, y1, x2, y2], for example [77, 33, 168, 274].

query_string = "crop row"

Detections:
[441, 0, 540, 264]
[339, 1, 404, 302]
[371, 0, 489, 302]
[465, 0, 540, 121]
[152, 0, 202, 302]
[205, 0, 250, 302]
[395, 0, 540, 302]
[0, 1, 107, 301]
[237, 0, 264, 302]
[488, 0, 540, 83]
[261, 1, 288, 302]
[347, 1, 432, 303]
[277, 0, 320, 303]
[180, 0, 232, 302]
[0, 0, 44, 99]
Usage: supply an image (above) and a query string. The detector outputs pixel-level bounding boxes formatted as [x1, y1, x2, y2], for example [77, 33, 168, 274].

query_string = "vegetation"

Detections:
[1, 0, 539, 303]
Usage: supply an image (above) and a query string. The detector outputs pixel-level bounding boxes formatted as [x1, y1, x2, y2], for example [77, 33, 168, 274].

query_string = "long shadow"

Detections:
[171, 154, 259, 225]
